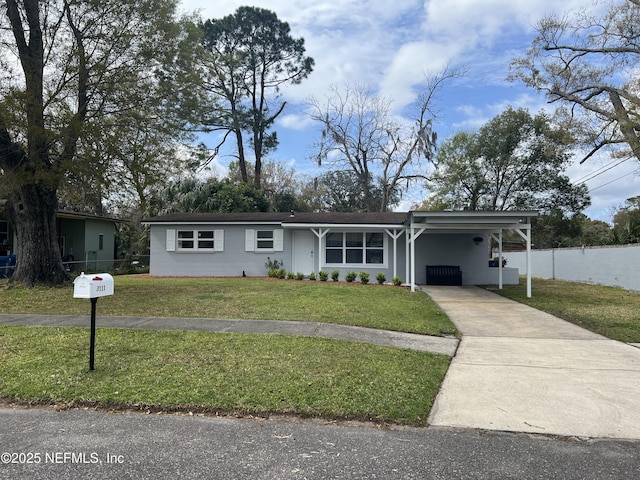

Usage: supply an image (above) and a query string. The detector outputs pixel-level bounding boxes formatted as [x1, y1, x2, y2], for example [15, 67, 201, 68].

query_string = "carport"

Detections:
[406, 211, 538, 297]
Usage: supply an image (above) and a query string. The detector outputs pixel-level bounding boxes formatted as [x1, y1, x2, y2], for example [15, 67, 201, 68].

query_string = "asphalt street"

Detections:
[1, 407, 639, 480]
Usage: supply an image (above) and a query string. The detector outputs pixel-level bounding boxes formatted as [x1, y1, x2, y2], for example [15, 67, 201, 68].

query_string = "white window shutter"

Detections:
[274, 229, 284, 251]
[214, 229, 224, 252]
[166, 229, 176, 252]
[245, 229, 255, 251]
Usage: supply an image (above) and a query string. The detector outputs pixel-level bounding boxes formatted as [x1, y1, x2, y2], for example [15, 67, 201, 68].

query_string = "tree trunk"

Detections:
[254, 153, 262, 190]
[234, 127, 249, 184]
[2, 0, 66, 287]
[609, 90, 640, 163]
[7, 185, 68, 287]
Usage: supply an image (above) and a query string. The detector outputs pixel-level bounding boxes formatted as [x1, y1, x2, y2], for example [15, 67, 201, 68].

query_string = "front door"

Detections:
[293, 231, 315, 274]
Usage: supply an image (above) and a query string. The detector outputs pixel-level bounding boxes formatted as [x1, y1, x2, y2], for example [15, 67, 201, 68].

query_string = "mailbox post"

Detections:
[73, 272, 114, 371]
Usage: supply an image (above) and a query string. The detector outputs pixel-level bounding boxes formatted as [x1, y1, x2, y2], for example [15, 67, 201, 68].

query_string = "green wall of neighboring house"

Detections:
[1, 211, 117, 272]
[85, 218, 116, 266]
[58, 216, 116, 270]
[58, 217, 85, 260]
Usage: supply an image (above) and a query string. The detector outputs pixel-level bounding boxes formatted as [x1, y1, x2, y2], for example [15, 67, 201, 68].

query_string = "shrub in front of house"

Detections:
[359, 271, 370, 284]
[285, 271, 294, 280]
[318, 270, 329, 281]
[331, 270, 340, 282]
[392, 276, 403, 286]
[308, 272, 316, 280]
[376, 272, 386, 284]
[295, 272, 305, 280]
[265, 257, 283, 276]
[345, 271, 357, 283]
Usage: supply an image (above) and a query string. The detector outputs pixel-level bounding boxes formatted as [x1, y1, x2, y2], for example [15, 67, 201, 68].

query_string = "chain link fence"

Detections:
[64, 256, 150, 275]
[1, 255, 149, 279]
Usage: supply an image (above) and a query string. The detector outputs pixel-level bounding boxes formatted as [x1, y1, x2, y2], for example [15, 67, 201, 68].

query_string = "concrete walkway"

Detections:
[424, 286, 640, 440]
[0, 313, 459, 356]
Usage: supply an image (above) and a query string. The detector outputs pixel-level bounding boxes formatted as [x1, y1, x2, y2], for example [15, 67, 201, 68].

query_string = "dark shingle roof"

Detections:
[284, 211, 407, 225]
[142, 211, 408, 225]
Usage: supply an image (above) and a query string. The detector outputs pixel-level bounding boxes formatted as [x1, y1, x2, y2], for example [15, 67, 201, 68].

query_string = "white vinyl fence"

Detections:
[505, 244, 640, 292]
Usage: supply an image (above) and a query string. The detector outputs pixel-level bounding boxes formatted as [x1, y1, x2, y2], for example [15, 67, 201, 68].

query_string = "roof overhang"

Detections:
[56, 210, 124, 223]
[141, 210, 539, 232]
[283, 223, 404, 229]
[142, 211, 408, 227]
[408, 210, 538, 232]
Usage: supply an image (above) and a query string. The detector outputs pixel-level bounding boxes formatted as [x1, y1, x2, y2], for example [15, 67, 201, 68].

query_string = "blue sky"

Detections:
[182, 0, 638, 222]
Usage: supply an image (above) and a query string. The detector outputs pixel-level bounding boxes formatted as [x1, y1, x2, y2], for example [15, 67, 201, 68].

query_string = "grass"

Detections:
[0, 326, 450, 426]
[0, 275, 455, 425]
[0, 275, 456, 336]
[492, 277, 640, 343]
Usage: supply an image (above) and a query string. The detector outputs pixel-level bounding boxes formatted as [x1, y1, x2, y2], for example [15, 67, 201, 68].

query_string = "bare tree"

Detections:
[510, 0, 640, 165]
[308, 69, 460, 211]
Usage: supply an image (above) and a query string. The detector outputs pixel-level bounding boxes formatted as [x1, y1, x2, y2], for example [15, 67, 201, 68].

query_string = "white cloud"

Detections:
[423, 0, 590, 39]
[178, 0, 635, 217]
[278, 112, 314, 131]
[380, 40, 458, 110]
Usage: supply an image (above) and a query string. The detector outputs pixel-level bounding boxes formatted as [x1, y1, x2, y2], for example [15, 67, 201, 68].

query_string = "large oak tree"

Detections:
[0, 0, 201, 286]
[427, 107, 591, 213]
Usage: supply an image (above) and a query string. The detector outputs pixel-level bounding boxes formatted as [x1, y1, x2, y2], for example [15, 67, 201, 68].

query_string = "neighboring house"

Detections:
[55, 211, 119, 272]
[143, 210, 538, 296]
[0, 207, 119, 276]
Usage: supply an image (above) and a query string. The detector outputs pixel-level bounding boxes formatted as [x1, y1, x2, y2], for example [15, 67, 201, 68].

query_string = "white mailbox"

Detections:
[73, 272, 114, 299]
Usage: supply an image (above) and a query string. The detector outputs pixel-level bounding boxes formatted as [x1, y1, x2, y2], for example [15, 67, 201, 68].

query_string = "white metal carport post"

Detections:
[408, 224, 426, 292]
[311, 228, 329, 274]
[490, 230, 504, 290]
[514, 224, 532, 298]
[385, 229, 404, 281]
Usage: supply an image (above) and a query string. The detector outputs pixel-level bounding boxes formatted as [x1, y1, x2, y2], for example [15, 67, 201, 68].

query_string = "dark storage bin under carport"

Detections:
[426, 265, 462, 285]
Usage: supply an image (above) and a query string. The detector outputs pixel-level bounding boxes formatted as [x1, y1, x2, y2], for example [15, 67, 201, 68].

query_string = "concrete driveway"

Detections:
[424, 286, 640, 440]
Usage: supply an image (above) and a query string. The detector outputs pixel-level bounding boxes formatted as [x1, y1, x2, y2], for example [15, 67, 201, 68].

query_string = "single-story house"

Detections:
[0, 208, 119, 276]
[143, 210, 538, 296]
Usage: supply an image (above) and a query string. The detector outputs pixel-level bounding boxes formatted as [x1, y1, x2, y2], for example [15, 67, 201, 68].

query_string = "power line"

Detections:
[574, 158, 629, 184]
[588, 170, 637, 192]
[573, 158, 619, 183]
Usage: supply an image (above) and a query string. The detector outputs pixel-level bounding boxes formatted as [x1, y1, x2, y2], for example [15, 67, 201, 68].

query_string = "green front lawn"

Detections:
[493, 277, 640, 343]
[0, 275, 456, 336]
[0, 326, 449, 426]
[0, 275, 455, 425]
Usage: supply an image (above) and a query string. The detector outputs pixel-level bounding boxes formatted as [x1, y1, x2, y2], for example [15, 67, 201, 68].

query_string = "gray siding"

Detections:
[150, 224, 291, 277]
[149, 224, 516, 285]
[414, 233, 518, 285]
[150, 224, 406, 280]
[316, 232, 406, 282]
